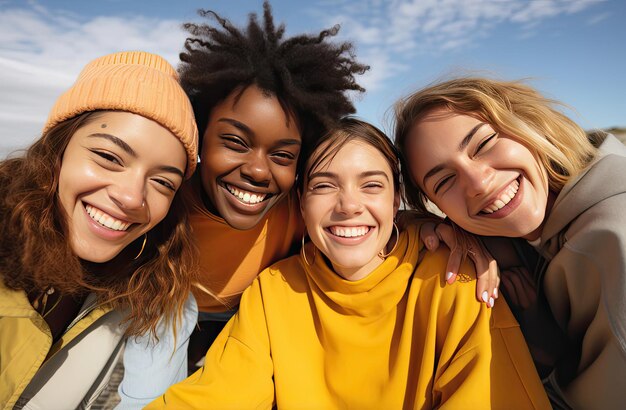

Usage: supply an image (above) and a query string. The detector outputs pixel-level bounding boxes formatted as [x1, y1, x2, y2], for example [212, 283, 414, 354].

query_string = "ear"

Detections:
[393, 192, 401, 218]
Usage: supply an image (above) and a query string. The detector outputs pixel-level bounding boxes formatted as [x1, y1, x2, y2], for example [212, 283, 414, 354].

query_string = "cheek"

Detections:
[148, 196, 175, 226]
[273, 165, 297, 192]
[301, 197, 326, 230]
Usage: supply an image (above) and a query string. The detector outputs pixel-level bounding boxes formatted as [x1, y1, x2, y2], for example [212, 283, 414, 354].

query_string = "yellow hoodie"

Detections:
[148, 224, 549, 409]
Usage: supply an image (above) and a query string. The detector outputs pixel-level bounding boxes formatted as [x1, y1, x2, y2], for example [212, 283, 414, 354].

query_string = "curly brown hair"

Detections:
[179, 0, 369, 169]
[0, 112, 198, 338]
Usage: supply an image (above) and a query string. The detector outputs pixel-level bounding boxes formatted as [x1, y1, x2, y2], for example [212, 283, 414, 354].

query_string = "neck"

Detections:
[331, 257, 385, 282]
[521, 189, 559, 241]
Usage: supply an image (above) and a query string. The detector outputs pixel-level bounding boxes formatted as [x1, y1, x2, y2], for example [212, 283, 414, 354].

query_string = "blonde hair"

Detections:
[394, 77, 597, 214]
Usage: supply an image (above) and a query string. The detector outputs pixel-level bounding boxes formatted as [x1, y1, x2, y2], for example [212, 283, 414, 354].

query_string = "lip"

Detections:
[477, 176, 523, 219]
[218, 183, 276, 216]
[324, 224, 375, 245]
[82, 202, 136, 240]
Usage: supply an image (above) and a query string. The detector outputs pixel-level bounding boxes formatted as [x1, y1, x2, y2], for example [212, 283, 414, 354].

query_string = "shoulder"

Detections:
[413, 246, 476, 284]
[263, 254, 304, 279]
[565, 191, 626, 249]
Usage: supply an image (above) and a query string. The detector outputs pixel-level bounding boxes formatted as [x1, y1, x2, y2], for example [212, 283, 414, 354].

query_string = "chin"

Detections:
[224, 214, 266, 231]
[72, 243, 122, 264]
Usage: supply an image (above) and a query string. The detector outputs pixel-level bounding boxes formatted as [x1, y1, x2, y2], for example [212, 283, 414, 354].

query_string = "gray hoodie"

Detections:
[536, 134, 626, 409]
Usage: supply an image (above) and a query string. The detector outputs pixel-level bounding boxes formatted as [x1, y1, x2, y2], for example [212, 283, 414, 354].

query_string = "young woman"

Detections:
[0, 51, 198, 409]
[116, 2, 367, 406]
[146, 118, 549, 409]
[394, 77, 626, 409]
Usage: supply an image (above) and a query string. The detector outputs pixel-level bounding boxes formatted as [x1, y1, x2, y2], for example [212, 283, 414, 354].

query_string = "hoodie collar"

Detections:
[541, 134, 626, 243]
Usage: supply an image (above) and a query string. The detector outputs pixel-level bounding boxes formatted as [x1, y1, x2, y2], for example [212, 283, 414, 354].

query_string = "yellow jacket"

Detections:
[148, 225, 550, 409]
[0, 281, 123, 409]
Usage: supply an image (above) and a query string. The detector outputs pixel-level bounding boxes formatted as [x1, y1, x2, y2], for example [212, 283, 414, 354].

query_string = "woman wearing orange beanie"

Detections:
[0, 51, 198, 409]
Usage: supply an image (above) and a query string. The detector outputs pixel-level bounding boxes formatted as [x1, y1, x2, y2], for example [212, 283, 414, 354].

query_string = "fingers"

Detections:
[435, 224, 459, 284]
[475, 258, 500, 308]
[460, 235, 498, 308]
[445, 246, 462, 284]
[434, 223, 456, 250]
[419, 222, 440, 251]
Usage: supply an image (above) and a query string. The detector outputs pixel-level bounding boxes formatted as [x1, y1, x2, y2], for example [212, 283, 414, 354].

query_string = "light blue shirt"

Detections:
[115, 292, 198, 409]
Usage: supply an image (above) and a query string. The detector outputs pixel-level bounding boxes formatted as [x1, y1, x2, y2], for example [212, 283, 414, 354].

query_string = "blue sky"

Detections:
[1, 0, 624, 156]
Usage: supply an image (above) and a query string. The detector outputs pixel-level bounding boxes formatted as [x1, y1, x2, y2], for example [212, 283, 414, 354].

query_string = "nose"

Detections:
[108, 174, 147, 211]
[461, 163, 495, 197]
[240, 152, 271, 186]
[334, 188, 364, 216]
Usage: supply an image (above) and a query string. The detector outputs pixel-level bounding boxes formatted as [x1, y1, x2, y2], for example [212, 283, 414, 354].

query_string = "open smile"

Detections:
[84, 203, 133, 231]
[325, 225, 375, 244]
[224, 183, 273, 206]
[327, 225, 372, 238]
[479, 176, 521, 215]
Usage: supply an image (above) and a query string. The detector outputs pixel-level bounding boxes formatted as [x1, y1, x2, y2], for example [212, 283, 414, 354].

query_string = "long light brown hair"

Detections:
[394, 77, 597, 215]
[0, 112, 198, 338]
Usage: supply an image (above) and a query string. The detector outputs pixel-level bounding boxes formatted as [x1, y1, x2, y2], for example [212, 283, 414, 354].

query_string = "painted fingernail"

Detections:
[489, 297, 495, 308]
[481, 291, 489, 303]
[446, 272, 454, 282]
[493, 288, 498, 298]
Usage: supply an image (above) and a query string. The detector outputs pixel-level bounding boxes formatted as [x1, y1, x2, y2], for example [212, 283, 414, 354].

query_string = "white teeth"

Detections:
[226, 184, 266, 204]
[85, 204, 131, 231]
[330, 226, 370, 238]
[481, 179, 520, 214]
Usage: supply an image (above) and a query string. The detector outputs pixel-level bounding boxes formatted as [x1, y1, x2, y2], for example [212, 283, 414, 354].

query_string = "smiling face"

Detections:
[199, 85, 302, 230]
[404, 107, 551, 240]
[58, 111, 187, 263]
[301, 139, 399, 281]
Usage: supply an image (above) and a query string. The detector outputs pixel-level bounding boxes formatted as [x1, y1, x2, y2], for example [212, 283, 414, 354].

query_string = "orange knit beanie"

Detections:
[43, 51, 198, 177]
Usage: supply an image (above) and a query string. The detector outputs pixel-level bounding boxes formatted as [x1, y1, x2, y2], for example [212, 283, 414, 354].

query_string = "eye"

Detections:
[91, 150, 122, 166]
[152, 178, 176, 192]
[433, 174, 454, 194]
[271, 151, 297, 166]
[475, 132, 498, 155]
[222, 135, 248, 152]
[310, 182, 336, 193]
[362, 181, 384, 192]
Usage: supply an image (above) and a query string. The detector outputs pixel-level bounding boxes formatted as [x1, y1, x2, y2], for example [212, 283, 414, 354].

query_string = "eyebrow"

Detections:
[89, 133, 184, 177]
[309, 170, 389, 181]
[88, 133, 136, 157]
[421, 122, 487, 187]
[158, 165, 185, 178]
[218, 118, 301, 147]
[458, 123, 487, 152]
[218, 118, 252, 134]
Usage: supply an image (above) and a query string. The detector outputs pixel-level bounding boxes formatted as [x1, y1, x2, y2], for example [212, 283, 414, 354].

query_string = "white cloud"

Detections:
[0, 3, 186, 157]
[0, 0, 608, 156]
[310, 0, 602, 98]
[587, 11, 610, 25]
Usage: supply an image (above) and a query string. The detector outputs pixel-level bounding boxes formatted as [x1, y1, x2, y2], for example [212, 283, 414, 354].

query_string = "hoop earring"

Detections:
[133, 233, 147, 260]
[301, 234, 316, 266]
[378, 222, 400, 259]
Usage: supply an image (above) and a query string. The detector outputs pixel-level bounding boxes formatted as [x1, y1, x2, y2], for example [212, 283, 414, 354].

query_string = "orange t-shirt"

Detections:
[183, 178, 304, 313]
